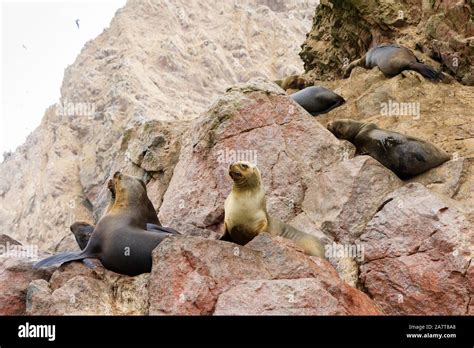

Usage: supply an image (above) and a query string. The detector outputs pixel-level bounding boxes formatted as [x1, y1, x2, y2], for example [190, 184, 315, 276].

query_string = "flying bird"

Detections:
[22, 44, 27, 50]
[75, 19, 80, 29]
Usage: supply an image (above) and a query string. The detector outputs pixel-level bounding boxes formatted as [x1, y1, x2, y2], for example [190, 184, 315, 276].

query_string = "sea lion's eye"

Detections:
[240, 163, 248, 169]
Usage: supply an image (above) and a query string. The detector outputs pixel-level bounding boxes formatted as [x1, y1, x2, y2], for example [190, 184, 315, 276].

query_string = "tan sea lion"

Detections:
[327, 119, 450, 179]
[343, 43, 443, 81]
[220, 161, 325, 258]
[35, 172, 180, 276]
[278, 74, 308, 91]
[290, 86, 345, 116]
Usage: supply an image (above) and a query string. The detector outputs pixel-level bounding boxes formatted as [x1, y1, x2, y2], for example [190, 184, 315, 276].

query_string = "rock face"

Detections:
[0, 235, 54, 315]
[300, 0, 473, 85]
[214, 278, 377, 315]
[358, 184, 473, 315]
[311, 68, 474, 226]
[1, 0, 473, 316]
[148, 234, 381, 315]
[26, 234, 380, 315]
[0, 0, 317, 252]
[159, 78, 349, 232]
[27, 261, 149, 315]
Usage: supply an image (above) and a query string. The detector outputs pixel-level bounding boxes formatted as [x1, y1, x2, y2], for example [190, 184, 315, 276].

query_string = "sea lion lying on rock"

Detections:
[290, 86, 345, 116]
[327, 119, 450, 179]
[343, 43, 443, 81]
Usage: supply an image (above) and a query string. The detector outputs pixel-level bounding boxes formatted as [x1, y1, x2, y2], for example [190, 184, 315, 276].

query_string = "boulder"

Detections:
[0, 235, 54, 315]
[148, 233, 381, 315]
[158, 78, 349, 232]
[26, 261, 149, 315]
[358, 183, 473, 315]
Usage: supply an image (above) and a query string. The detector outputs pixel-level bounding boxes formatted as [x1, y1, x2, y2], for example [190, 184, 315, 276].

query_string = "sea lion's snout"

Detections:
[228, 164, 243, 181]
[113, 171, 122, 179]
[327, 122, 334, 133]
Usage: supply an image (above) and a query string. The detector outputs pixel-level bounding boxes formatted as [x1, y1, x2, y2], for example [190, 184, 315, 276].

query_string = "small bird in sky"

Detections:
[75, 19, 80, 29]
[22, 44, 27, 50]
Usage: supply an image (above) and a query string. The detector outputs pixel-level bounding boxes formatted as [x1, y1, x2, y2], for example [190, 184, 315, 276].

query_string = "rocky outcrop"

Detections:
[358, 184, 473, 315]
[214, 278, 379, 315]
[150, 234, 380, 315]
[25, 234, 380, 316]
[0, 0, 317, 252]
[1, 0, 472, 316]
[27, 261, 149, 315]
[158, 78, 349, 232]
[0, 235, 54, 315]
[310, 68, 474, 225]
[300, 0, 473, 85]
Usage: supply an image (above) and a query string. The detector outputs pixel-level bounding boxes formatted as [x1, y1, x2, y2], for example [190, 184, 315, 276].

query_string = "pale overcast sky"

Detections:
[0, 0, 126, 160]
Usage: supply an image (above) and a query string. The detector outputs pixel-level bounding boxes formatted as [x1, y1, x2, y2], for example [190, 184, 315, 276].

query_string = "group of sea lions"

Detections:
[279, 43, 444, 116]
[279, 43, 450, 179]
[34, 43, 450, 276]
[35, 163, 325, 275]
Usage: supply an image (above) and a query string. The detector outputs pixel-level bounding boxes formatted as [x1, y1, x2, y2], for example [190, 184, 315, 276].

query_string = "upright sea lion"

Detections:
[327, 119, 450, 179]
[343, 43, 443, 81]
[290, 86, 345, 116]
[220, 161, 325, 258]
[35, 172, 180, 276]
[69, 178, 179, 250]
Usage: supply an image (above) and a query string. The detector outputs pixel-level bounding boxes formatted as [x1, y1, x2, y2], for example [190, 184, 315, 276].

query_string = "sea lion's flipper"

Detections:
[267, 216, 326, 259]
[34, 251, 87, 269]
[70, 221, 94, 250]
[381, 136, 403, 151]
[219, 224, 233, 242]
[82, 258, 97, 269]
[146, 223, 181, 235]
[408, 62, 443, 81]
[343, 57, 365, 78]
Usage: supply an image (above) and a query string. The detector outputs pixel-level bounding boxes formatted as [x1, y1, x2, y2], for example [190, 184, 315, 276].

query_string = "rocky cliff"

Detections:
[0, 0, 317, 251]
[300, 0, 473, 85]
[0, 0, 472, 316]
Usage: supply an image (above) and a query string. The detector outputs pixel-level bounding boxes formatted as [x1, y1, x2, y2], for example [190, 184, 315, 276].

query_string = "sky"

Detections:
[0, 0, 126, 160]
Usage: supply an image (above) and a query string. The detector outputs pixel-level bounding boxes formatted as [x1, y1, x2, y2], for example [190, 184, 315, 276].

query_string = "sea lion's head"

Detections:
[282, 75, 307, 91]
[327, 119, 364, 141]
[228, 161, 262, 190]
[109, 171, 148, 208]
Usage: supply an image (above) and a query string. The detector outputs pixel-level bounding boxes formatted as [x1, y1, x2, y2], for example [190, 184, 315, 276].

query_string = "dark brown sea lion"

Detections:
[220, 161, 326, 258]
[290, 86, 345, 116]
[35, 172, 180, 276]
[327, 119, 450, 179]
[343, 43, 443, 81]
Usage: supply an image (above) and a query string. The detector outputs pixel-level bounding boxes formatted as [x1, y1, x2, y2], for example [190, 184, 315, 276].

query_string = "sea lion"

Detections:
[277, 74, 308, 91]
[70, 222, 94, 250]
[343, 43, 443, 81]
[70, 221, 179, 250]
[35, 172, 180, 276]
[327, 119, 450, 179]
[290, 86, 345, 116]
[220, 161, 325, 258]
